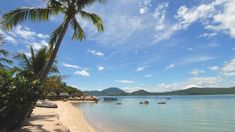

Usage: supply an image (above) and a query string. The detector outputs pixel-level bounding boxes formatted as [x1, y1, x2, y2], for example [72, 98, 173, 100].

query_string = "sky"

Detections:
[1, 0, 235, 92]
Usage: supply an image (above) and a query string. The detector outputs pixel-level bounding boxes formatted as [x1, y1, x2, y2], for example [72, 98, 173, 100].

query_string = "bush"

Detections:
[0, 69, 42, 131]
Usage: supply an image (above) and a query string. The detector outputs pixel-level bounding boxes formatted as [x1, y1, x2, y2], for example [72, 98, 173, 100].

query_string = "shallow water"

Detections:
[74, 95, 235, 132]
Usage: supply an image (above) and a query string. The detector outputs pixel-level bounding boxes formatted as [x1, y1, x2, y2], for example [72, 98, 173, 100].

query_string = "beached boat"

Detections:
[36, 100, 58, 108]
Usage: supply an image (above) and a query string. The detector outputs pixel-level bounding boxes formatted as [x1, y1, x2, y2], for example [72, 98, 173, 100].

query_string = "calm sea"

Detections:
[74, 95, 235, 132]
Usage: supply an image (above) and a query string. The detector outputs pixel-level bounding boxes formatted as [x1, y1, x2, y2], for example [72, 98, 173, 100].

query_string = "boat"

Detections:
[116, 102, 122, 105]
[158, 102, 166, 104]
[36, 100, 58, 108]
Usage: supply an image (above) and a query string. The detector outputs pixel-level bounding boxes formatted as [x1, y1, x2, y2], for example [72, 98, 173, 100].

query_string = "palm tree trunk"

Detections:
[40, 19, 70, 81]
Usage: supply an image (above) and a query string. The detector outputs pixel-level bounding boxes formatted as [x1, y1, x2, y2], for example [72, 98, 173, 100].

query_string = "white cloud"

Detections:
[15, 25, 37, 39]
[88, 49, 104, 56]
[136, 66, 146, 72]
[145, 74, 153, 78]
[221, 58, 235, 73]
[205, 58, 235, 76]
[28, 40, 47, 50]
[190, 69, 205, 76]
[181, 55, 215, 65]
[74, 70, 90, 77]
[174, 0, 223, 30]
[154, 77, 222, 92]
[139, 0, 152, 14]
[116, 80, 135, 84]
[97, 65, 104, 71]
[174, 0, 235, 39]
[4, 35, 17, 44]
[153, 2, 168, 31]
[152, 2, 177, 43]
[1, 25, 49, 51]
[210, 0, 235, 38]
[166, 64, 175, 69]
[62, 63, 80, 69]
[209, 66, 220, 71]
[199, 32, 218, 38]
[37, 33, 49, 39]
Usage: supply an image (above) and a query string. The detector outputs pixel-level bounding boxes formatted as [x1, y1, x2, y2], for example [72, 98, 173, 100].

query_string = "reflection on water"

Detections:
[74, 95, 235, 132]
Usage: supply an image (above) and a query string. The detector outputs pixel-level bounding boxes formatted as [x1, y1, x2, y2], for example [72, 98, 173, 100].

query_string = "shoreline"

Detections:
[17, 101, 96, 132]
[54, 101, 96, 132]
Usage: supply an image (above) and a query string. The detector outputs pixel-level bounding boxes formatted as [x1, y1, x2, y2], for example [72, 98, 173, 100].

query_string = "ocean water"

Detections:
[74, 95, 235, 132]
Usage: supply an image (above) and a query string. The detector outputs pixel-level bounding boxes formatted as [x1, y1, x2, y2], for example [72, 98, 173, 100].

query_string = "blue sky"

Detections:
[1, 0, 235, 92]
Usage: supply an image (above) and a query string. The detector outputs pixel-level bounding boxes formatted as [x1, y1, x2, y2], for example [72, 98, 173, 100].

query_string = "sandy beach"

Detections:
[55, 101, 96, 132]
[17, 101, 95, 132]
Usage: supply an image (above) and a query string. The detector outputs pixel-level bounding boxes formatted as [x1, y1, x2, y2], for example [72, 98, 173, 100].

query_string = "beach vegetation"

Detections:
[14, 46, 59, 80]
[0, 69, 42, 131]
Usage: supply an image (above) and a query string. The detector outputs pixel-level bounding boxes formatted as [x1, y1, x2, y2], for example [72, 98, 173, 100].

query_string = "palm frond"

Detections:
[79, 11, 104, 32]
[49, 20, 66, 48]
[0, 58, 13, 64]
[47, 0, 68, 8]
[50, 64, 59, 73]
[76, 0, 106, 9]
[14, 52, 32, 69]
[1, 7, 60, 30]
[70, 17, 85, 40]
[33, 47, 48, 75]
[0, 49, 9, 56]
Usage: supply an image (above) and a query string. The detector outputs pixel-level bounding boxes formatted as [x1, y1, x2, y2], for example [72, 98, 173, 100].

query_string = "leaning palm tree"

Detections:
[1, 0, 104, 80]
[0, 35, 13, 69]
[14, 46, 59, 80]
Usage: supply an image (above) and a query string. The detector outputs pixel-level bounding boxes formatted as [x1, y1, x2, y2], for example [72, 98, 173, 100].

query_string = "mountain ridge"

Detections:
[84, 87, 235, 96]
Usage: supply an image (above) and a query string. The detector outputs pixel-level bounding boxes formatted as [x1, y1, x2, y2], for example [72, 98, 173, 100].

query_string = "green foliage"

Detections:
[14, 46, 59, 80]
[63, 85, 84, 97]
[42, 75, 64, 96]
[0, 41, 13, 69]
[0, 8, 60, 30]
[0, 69, 42, 130]
[42, 75, 84, 97]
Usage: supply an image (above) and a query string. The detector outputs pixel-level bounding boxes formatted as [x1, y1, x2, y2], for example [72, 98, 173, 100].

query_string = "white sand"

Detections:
[17, 101, 96, 132]
[55, 101, 96, 132]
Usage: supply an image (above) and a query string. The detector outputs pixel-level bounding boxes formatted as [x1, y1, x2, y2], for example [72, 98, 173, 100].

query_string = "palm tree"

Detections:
[14, 46, 59, 80]
[1, 0, 104, 80]
[43, 75, 65, 96]
[0, 34, 13, 69]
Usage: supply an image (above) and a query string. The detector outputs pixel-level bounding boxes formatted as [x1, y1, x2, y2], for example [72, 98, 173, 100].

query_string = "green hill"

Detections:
[131, 90, 155, 96]
[84, 87, 235, 96]
[84, 87, 128, 96]
[162, 87, 235, 95]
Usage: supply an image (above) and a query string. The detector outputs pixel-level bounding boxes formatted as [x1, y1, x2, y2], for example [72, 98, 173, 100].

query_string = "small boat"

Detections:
[166, 97, 171, 100]
[116, 102, 122, 105]
[36, 100, 58, 108]
[158, 102, 166, 104]
[139, 102, 143, 104]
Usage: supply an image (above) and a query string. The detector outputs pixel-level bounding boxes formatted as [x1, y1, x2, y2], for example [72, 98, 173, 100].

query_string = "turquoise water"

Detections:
[74, 95, 235, 132]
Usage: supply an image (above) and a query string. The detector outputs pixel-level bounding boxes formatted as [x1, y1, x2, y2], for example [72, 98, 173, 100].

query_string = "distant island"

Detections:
[84, 87, 235, 96]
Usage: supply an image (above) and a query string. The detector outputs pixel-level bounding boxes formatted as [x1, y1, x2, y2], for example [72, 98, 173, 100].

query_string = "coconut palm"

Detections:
[0, 34, 12, 69]
[1, 0, 104, 80]
[14, 46, 59, 80]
